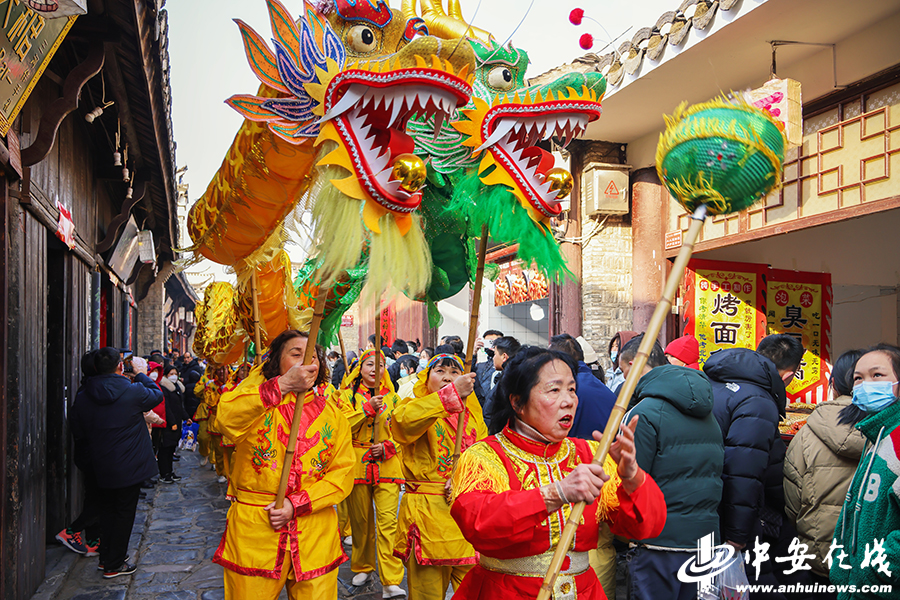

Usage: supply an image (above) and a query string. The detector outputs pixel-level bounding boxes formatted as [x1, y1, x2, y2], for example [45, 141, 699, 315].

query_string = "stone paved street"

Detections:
[33, 449, 624, 600]
[32, 449, 407, 600]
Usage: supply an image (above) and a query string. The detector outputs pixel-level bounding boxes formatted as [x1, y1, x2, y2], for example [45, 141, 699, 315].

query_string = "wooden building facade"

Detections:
[0, 1, 186, 598]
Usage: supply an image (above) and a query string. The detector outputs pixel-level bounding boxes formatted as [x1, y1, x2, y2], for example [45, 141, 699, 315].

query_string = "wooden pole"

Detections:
[536, 205, 708, 600]
[337, 329, 349, 373]
[372, 305, 383, 444]
[250, 271, 264, 366]
[274, 286, 328, 510]
[452, 223, 490, 474]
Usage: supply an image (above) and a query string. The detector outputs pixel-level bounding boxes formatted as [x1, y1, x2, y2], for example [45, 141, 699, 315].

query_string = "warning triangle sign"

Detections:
[604, 180, 619, 198]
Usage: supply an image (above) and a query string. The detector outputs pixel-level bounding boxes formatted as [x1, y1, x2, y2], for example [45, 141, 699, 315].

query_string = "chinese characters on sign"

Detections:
[684, 259, 767, 365]
[684, 260, 832, 403]
[0, 0, 76, 135]
[767, 269, 832, 404]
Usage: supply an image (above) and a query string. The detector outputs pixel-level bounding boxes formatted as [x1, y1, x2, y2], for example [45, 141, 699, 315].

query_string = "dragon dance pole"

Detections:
[337, 329, 350, 373]
[536, 206, 707, 600]
[538, 94, 787, 600]
[452, 223, 490, 475]
[274, 286, 328, 510]
[250, 271, 264, 366]
[372, 305, 383, 444]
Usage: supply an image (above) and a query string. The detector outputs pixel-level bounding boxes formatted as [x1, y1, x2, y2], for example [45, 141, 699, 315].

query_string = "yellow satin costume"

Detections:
[213, 365, 355, 600]
[391, 355, 487, 600]
[334, 350, 405, 587]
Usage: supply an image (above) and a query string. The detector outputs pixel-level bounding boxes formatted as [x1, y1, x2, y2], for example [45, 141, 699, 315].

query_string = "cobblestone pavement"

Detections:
[34, 450, 626, 600]
[33, 450, 411, 600]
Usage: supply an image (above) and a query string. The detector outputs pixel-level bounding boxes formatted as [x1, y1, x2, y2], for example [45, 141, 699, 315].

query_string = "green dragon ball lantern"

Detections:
[656, 97, 786, 216]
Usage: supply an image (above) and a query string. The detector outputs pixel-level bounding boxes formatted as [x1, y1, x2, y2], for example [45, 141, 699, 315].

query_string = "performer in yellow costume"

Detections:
[220, 363, 252, 479]
[391, 353, 487, 600]
[200, 365, 228, 478]
[194, 372, 212, 465]
[213, 330, 355, 599]
[335, 349, 407, 597]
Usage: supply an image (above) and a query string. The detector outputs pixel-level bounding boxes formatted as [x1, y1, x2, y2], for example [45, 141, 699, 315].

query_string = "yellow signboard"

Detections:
[0, 0, 75, 135]
[766, 270, 832, 404]
[685, 259, 767, 365]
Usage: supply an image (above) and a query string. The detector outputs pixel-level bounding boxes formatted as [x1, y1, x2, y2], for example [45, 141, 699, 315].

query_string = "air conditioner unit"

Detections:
[583, 162, 630, 215]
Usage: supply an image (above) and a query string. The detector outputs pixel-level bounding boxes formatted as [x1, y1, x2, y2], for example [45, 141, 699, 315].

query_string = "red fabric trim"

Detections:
[382, 440, 397, 460]
[437, 383, 464, 414]
[209, 432, 223, 437]
[259, 376, 282, 409]
[363, 400, 376, 418]
[289, 490, 312, 517]
[502, 425, 564, 458]
[214, 509, 348, 581]
[393, 523, 478, 566]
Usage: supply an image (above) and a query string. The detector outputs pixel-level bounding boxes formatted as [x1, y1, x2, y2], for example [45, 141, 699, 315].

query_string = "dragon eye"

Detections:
[487, 66, 515, 91]
[347, 24, 378, 53]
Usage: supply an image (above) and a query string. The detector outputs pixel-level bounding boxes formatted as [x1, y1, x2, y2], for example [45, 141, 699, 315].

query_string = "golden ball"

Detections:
[391, 154, 427, 193]
[544, 168, 574, 199]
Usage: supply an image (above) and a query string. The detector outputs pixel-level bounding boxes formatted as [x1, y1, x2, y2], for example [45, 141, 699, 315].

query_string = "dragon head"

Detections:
[228, 0, 476, 236]
[453, 46, 605, 223]
[405, 2, 606, 226]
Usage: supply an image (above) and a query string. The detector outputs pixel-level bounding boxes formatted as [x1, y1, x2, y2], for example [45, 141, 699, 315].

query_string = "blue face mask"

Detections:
[419, 358, 427, 369]
[852, 381, 899, 412]
[610, 350, 618, 362]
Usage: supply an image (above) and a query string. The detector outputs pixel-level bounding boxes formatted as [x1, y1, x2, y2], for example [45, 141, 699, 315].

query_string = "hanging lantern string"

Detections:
[569, 8, 630, 55]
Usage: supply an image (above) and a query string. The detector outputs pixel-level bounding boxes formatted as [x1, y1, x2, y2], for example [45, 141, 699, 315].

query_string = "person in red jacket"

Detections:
[450, 346, 667, 600]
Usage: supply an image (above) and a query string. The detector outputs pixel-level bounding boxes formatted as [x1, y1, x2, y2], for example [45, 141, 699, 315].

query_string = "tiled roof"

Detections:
[529, 0, 741, 88]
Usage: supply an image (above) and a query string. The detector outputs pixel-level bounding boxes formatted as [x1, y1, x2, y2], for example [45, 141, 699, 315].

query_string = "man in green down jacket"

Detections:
[626, 363, 725, 600]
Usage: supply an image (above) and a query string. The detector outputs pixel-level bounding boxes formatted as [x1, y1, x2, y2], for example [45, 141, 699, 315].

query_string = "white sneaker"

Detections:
[351, 572, 370, 587]
[199, 457, 208, 466]
[342, 536, 352, 546]
[217, 475, 227, 483]
[383, 585, 407, 598]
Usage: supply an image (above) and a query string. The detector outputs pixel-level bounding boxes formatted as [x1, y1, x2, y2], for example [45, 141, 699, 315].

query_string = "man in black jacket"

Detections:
[70, 347, 163, 578]
[704, 334, 803, 557]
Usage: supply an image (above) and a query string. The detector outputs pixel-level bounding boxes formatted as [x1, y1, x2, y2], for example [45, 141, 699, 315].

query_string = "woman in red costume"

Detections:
[450, 346, 667, 600]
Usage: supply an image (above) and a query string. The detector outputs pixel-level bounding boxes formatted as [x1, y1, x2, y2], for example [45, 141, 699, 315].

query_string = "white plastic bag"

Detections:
[716, 558, 750, 600]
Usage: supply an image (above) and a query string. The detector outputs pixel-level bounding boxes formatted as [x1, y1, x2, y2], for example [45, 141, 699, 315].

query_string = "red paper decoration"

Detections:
[569, 8, 584, 25]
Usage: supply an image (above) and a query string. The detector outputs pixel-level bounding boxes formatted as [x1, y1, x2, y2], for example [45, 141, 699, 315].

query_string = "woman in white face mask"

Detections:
[157, 365, 189, 483]
[830, 344, 900, 594]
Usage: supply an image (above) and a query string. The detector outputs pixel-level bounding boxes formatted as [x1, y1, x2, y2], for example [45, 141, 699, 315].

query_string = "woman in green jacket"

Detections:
[830, 344, 900, 599]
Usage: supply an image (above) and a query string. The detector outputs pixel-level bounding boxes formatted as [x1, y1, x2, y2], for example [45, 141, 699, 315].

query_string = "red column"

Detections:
[631, 167, 667, 340]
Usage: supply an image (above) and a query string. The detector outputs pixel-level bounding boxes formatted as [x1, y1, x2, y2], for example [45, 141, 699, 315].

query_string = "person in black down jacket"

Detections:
[70, 346, 163, 578]
[180, 353, 204, 417]
[627, 363, 723, 599]
[704, 334, 804, 590]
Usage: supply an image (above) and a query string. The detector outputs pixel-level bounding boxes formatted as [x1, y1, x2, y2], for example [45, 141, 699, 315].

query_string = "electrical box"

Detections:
[583, 162, 630, 215]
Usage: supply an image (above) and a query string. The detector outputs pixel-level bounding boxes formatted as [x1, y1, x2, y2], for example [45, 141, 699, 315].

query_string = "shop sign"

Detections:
[0, 2, 76, 136]
[685, 259, 833, 404]
[767, 270, 832, 404]
[684, 259, 767, 365]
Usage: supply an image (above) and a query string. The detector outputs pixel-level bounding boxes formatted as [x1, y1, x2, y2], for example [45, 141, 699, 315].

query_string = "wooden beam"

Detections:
[94, 180, 146, 253]
[21, 43, 105, 166]
[130, 0, 178, 258]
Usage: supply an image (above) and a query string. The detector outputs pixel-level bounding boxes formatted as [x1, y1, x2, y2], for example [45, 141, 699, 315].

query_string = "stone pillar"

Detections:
[631, 167, 667, 340]
[579, 141, 632, 373]
[136, 264, 172, 355]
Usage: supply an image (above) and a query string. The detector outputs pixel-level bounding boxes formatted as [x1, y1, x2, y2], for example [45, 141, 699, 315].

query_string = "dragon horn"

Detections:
[419, 0, 494, 44]
[401, 0, 418, 24]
